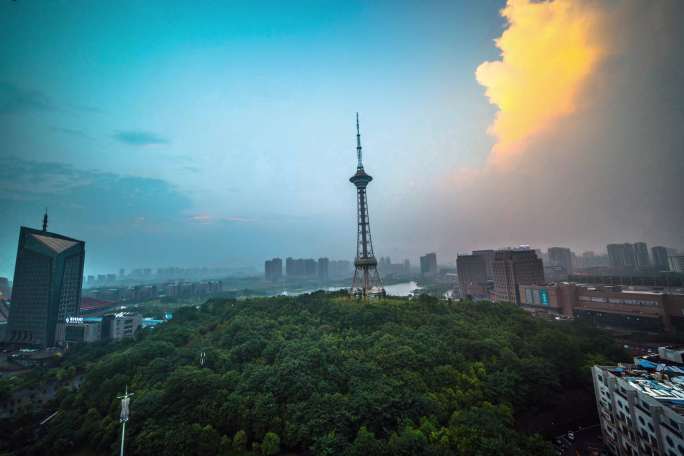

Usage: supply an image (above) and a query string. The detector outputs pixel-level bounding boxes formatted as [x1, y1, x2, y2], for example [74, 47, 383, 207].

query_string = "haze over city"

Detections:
[1, 0, 683, 277]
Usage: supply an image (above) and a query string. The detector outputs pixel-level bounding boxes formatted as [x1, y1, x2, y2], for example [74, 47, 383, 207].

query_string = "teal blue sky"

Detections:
[0, 0, 504, 275]
[3, 0, 683, 277]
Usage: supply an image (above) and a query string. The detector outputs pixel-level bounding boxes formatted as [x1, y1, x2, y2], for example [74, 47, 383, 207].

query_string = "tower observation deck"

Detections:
[350, 113, 384, 297]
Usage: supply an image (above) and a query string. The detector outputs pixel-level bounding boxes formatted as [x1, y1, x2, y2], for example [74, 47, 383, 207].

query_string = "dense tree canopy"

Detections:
[0, 293, 626, 455]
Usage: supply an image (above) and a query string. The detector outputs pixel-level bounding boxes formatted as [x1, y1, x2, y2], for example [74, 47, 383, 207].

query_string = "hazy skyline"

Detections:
[2, 0, 683, 276]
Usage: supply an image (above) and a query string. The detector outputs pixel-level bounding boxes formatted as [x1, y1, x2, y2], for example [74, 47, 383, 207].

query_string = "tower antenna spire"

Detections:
[356, 112, 363, 169]
[42, 208, 48, 232]
[349, 114, 384, 299]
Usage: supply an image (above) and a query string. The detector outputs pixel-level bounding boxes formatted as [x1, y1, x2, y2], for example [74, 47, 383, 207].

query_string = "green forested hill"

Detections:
[1, 293, 626, 455]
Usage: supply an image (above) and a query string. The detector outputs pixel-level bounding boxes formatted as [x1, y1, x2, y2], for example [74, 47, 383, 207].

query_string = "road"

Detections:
[555, 424, 606, 456]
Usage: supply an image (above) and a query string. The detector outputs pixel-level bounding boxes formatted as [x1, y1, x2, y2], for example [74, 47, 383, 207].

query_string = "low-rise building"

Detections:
[517, 283, 575, 316]
[64, 317, 102, 343]
[518, 282, 684, 332]
[101, 312, 142, 340]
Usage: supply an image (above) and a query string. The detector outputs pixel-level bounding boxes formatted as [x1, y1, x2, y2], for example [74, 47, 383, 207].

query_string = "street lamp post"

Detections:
[117, 385, 134, 456]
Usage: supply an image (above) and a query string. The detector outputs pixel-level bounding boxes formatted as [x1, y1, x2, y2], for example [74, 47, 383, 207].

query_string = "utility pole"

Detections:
[117, 385, 134, 456]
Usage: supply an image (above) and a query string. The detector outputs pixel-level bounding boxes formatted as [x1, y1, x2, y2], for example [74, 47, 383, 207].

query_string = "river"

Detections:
[383, 281, 421, 296]
[277, 281, 421, 298]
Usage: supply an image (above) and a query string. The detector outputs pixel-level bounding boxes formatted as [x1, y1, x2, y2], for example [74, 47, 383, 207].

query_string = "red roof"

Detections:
[80, 296, 115, 312]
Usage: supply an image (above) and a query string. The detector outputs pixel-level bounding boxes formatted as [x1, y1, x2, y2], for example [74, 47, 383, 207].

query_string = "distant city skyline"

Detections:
[2, 0, 683, 277]
[3, 227, 681, 278]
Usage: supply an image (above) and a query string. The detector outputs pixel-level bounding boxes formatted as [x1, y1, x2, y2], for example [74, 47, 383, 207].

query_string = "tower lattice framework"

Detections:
[350, 113, 384, 297]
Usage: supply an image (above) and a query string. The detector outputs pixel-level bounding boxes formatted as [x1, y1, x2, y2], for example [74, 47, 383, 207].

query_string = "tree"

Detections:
[233, 430, 247, 453]
[349, 426, 384, 456]
[219, 435, 232, 454]
[261, 431, 280, 455]
[1, 294, 626, 456]
[388, 424, 429, 456]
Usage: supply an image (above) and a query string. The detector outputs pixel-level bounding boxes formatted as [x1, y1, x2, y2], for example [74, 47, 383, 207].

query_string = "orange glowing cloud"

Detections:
[476, 0, 604, 166]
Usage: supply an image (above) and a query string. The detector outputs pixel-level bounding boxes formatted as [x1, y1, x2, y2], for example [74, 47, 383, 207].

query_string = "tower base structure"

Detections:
[351, 257, 385, 298]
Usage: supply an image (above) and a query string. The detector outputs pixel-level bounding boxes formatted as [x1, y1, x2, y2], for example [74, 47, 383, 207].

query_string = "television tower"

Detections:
[350, 113, 384, 297]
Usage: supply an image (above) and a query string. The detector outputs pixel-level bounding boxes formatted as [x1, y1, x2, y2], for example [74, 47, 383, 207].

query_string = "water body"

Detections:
[277, 281, 421, 298]
[384, 281, 421, 297]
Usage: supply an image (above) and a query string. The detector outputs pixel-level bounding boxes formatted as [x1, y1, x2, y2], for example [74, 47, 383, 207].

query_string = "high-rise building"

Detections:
[264, 258, 283, 281]
[472, 250, 495, 280]
[284, 257, 318, 278]
[420, 253, 438, 276]
[329, 260, 352, 279]
[0, 277, 10, 300]
[547, 247, 573, 275]
[349, 114, 384, 297]
[378, 257, 411, 277]
[317, 257, 329, 282]
[670, 255, 684, 273]
[456, 254, 488, 297]
[577, 250, 609, 269]
[606, 243, 623, 268]
[652, 246, 671, 271]
[493, 249, 545, 305]
[6, 214, 85, 347]
[607, 243, 637, 269]
[634, 242, 651, 270]
[304, 259, 317, 277]
[625, 244, 637, 268]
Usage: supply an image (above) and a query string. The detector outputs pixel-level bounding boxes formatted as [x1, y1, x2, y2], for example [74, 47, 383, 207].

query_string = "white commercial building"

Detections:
[102, 312, 142, 340]
[593, 351, 684, 456]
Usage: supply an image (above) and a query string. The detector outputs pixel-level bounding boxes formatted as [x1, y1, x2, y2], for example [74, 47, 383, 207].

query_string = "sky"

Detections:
[1, 0, 683, 276]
